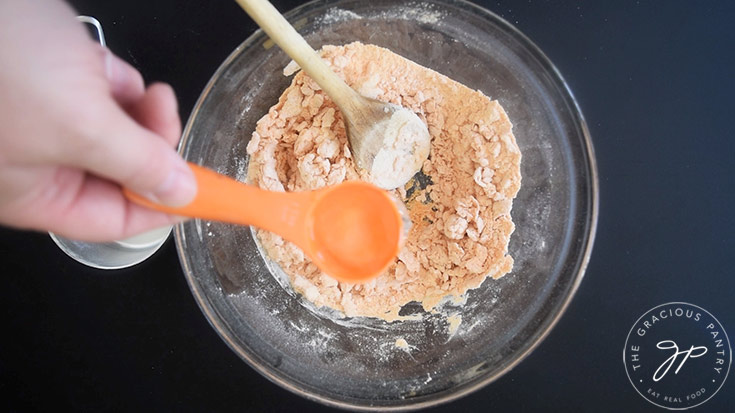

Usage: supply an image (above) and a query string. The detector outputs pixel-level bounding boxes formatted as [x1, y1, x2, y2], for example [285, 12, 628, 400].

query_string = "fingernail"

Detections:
[150, 163, 197, 207]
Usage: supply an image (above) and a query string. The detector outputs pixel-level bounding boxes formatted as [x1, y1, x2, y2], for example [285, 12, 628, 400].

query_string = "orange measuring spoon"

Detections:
[124, 163, 407, 283]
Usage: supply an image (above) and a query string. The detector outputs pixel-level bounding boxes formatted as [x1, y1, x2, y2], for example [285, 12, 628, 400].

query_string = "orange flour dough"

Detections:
[246, 42, 521, 320]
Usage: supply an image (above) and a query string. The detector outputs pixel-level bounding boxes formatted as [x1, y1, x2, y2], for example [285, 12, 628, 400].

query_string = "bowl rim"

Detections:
[174, 0, 600, 410]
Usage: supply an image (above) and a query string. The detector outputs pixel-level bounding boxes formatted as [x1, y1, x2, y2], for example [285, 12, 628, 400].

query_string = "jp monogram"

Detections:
[624, 302, 731, 410]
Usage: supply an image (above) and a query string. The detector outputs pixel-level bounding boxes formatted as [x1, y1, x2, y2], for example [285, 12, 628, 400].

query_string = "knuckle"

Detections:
[60, 102, 115, 160]
[122, 142, 172, 191]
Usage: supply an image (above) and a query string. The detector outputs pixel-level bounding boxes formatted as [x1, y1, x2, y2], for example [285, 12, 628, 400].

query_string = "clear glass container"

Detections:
[175, 0, 598, 409]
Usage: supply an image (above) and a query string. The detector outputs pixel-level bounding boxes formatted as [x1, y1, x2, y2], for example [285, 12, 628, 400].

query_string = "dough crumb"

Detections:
[247, 42, 521, 320]
[447, 314, 462, 337]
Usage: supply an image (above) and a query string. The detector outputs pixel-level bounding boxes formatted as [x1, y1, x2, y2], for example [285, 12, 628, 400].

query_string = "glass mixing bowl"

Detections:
[175, 0, 598, 410]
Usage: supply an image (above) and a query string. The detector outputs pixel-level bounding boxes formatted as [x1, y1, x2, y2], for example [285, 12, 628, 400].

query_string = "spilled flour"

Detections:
[246, 42, 521, 320]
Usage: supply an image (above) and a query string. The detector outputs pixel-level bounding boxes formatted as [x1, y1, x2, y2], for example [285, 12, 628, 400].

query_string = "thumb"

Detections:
[65, 101, 197, 207]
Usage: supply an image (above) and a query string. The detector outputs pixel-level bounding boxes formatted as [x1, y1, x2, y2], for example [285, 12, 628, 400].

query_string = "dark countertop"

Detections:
[2, 1, 733, 411]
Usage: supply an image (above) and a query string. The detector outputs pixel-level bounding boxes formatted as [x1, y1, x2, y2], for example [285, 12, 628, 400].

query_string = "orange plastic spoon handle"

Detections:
[125, 162, 405, 283]
[124, 163, 316, 249]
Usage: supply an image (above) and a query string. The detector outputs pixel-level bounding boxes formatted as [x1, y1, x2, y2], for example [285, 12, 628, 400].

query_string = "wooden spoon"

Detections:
[236, 0, 431, 190]
[125, 163, 408, 283]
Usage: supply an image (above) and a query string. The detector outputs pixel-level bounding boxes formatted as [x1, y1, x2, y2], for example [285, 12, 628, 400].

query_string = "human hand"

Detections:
[0, 0, 196, 242]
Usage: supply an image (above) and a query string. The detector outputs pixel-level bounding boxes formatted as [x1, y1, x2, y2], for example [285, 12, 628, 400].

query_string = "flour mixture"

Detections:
[246, 42, 521, 320]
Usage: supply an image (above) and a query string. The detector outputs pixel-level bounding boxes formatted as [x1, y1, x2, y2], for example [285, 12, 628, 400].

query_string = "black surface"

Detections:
[2, 1, 734, 411]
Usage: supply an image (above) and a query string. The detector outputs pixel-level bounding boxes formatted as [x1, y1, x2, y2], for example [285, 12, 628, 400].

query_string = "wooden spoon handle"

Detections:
[124, 162, 315, 248]
[235, 0, 360, 111]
